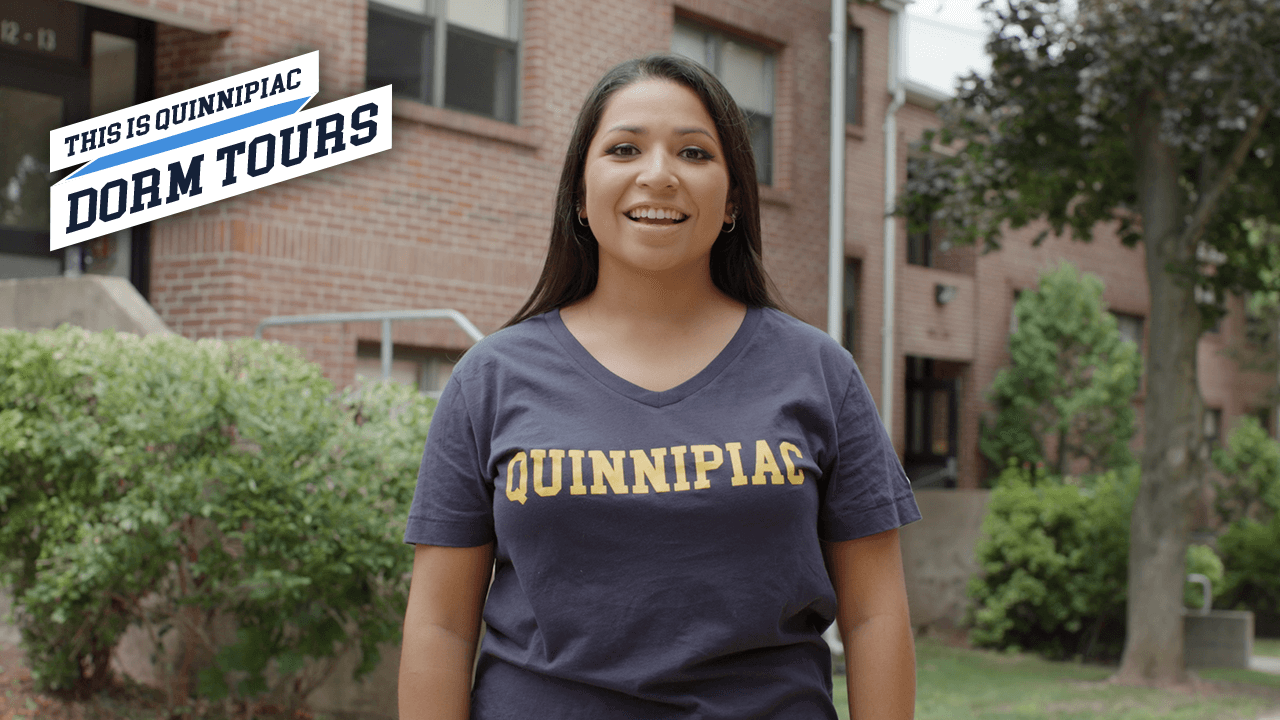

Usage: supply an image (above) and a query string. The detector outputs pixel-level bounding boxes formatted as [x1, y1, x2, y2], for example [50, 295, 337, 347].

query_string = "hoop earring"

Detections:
[722, 215, 736, 234]
[576, 206, 589, 227]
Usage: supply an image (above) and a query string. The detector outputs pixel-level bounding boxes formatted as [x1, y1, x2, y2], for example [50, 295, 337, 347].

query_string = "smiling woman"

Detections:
[397, 55, 921, 720]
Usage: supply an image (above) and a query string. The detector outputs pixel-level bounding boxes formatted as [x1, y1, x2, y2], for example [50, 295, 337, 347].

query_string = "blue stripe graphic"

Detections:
[68, 96, 312, 179]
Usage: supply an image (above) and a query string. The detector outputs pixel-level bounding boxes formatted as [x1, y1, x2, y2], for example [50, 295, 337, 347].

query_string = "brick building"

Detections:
[1, 0, 1272, 489]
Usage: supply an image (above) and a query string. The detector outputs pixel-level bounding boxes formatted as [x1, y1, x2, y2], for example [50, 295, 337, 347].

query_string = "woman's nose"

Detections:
[636, 150, 678, 189]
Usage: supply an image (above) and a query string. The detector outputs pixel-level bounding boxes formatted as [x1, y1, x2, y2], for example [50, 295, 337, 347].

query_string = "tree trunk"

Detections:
[1116, 101, 1204, 686]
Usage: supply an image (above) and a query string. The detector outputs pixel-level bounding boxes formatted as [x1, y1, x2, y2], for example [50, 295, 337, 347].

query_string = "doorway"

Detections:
[0, 0, 154, 294]
[904, 356, 964, 488]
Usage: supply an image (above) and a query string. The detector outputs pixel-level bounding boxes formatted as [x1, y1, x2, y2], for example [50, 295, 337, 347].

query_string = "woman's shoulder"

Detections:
[755, 307, 857, 365]
[448, 311, 561, 381]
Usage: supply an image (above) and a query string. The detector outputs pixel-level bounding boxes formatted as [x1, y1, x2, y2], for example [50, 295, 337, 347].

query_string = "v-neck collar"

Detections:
[545, 306, 762, 409]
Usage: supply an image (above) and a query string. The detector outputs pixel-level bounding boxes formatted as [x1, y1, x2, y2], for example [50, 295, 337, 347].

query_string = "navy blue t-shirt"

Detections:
[404, 306, 920, 719]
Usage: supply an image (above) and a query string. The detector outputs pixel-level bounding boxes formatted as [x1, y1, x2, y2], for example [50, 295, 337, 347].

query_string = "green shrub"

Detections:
[1209, 415, 1280, 622]
[1217, 516, 1280, 618]
[968, 465, 1136, 660]
[0, 326, 434, 712]
[968, 466, 1229, 658]
[1211, 415, 1280, 525]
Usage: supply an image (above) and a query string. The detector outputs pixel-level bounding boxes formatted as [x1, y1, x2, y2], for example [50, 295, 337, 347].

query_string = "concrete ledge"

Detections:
[1185, 609, 1254, 669]
[900, 489, 991, 629]
[0, 276, 171, 336]
[303, 641, 400, 720]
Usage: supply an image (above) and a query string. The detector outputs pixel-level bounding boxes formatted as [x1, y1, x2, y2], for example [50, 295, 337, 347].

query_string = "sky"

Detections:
[903, 0, 992, 96]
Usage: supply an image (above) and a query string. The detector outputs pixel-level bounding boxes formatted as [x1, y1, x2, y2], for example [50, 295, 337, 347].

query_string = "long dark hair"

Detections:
[504, 54, 783, 328]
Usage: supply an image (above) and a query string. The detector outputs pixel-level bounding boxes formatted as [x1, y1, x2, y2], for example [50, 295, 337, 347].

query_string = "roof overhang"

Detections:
[904, 79, 952, 109]
[76, 0, 234, 33]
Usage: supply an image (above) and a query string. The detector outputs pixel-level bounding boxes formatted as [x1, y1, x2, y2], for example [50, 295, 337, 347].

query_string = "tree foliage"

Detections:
[904, 0, 1280, 303]
[982, 263, 1141, 477]
[0, 326, 433, 714]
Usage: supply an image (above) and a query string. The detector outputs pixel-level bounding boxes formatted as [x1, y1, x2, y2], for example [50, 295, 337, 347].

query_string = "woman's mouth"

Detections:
[626, 207, 688, 225]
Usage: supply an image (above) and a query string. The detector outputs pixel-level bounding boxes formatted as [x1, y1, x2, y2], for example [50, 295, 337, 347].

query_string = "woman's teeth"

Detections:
[627, 208, 687, 222]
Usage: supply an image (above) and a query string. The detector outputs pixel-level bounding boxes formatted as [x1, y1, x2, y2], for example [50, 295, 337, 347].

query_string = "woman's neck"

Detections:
[559, 262, 748, 392]
[574, 260, 739, 329]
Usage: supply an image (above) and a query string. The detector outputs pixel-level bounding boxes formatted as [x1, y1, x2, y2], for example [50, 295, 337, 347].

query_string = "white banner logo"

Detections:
[49, 52, 391, 251]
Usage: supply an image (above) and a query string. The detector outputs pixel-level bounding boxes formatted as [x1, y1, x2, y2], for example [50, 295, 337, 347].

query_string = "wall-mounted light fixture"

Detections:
[935, 283, 958, 305]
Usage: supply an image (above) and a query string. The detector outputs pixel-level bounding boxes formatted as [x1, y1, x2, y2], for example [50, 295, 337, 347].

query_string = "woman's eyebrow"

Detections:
[676, 127, 716, 141]
[604, 125, 717, 141]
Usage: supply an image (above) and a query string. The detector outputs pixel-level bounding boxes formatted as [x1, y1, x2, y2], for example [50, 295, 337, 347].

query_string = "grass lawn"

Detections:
[1256, 638, 1280, 659]
[831, 637, 1280, 720]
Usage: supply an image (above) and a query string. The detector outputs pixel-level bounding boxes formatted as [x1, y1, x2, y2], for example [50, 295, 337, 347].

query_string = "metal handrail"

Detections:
[1186, 573, 1212, 615]
[910, 457, 958, 488]
[253, 309, 485, 381]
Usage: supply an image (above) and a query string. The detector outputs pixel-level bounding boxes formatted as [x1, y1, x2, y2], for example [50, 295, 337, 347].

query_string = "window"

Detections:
[355, 344, 460, 398]
[842, 258, 860, 358]
[845, 26, 863, 126]
[905, 157, 975, 270]
[1194, 284, 1221, 333]
[672, 19, 775, 185]
[366, 0, 519, 123]
[1112, 312, 1144, 352]
[907, 221, 932, 266]
[1203, 407, 1221, 446]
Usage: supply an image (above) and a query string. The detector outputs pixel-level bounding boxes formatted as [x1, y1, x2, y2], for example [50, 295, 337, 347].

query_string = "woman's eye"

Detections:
[680, 147, 713, 161]
[606, 144, 640, 156]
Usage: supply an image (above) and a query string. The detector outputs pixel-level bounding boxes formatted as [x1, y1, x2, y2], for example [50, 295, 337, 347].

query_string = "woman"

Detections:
[399, 54, 920, 720]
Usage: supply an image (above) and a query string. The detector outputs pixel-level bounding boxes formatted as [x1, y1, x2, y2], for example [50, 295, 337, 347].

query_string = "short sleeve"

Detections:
[403, 374, 496, 547]
[819, 364, 922, 542]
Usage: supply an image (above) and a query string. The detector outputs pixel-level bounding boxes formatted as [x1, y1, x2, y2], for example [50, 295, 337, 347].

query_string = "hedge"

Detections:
[0, 325, 434, 714]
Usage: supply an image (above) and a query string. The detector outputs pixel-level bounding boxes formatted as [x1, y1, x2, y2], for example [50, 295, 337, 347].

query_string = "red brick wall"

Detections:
[142, 0, 852, 391]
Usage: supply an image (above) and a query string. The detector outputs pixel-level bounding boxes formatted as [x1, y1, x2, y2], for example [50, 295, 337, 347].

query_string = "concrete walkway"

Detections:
[1250, 654, 1280, 720]
[1250, 654, 1280, 674]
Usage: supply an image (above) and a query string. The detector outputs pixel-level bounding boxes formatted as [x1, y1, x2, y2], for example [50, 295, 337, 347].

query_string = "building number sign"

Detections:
[0, 0, 81, 63]
[1, 20, 58, 52]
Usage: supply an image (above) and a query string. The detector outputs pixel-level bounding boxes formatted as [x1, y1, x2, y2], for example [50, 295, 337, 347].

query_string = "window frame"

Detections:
[672, 16, 777, 186]
[366, 0, 522, 124]
[903, 356, 960, 480]
[845, 25, 863, 127]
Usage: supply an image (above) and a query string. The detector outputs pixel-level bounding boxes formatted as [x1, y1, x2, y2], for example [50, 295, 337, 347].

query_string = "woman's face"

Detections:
[580, 79, 733, 279]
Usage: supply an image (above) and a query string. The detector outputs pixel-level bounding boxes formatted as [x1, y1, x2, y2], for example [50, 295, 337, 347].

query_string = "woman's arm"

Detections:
[825, 528, 915, 720]
[399, 542, 495, 720]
